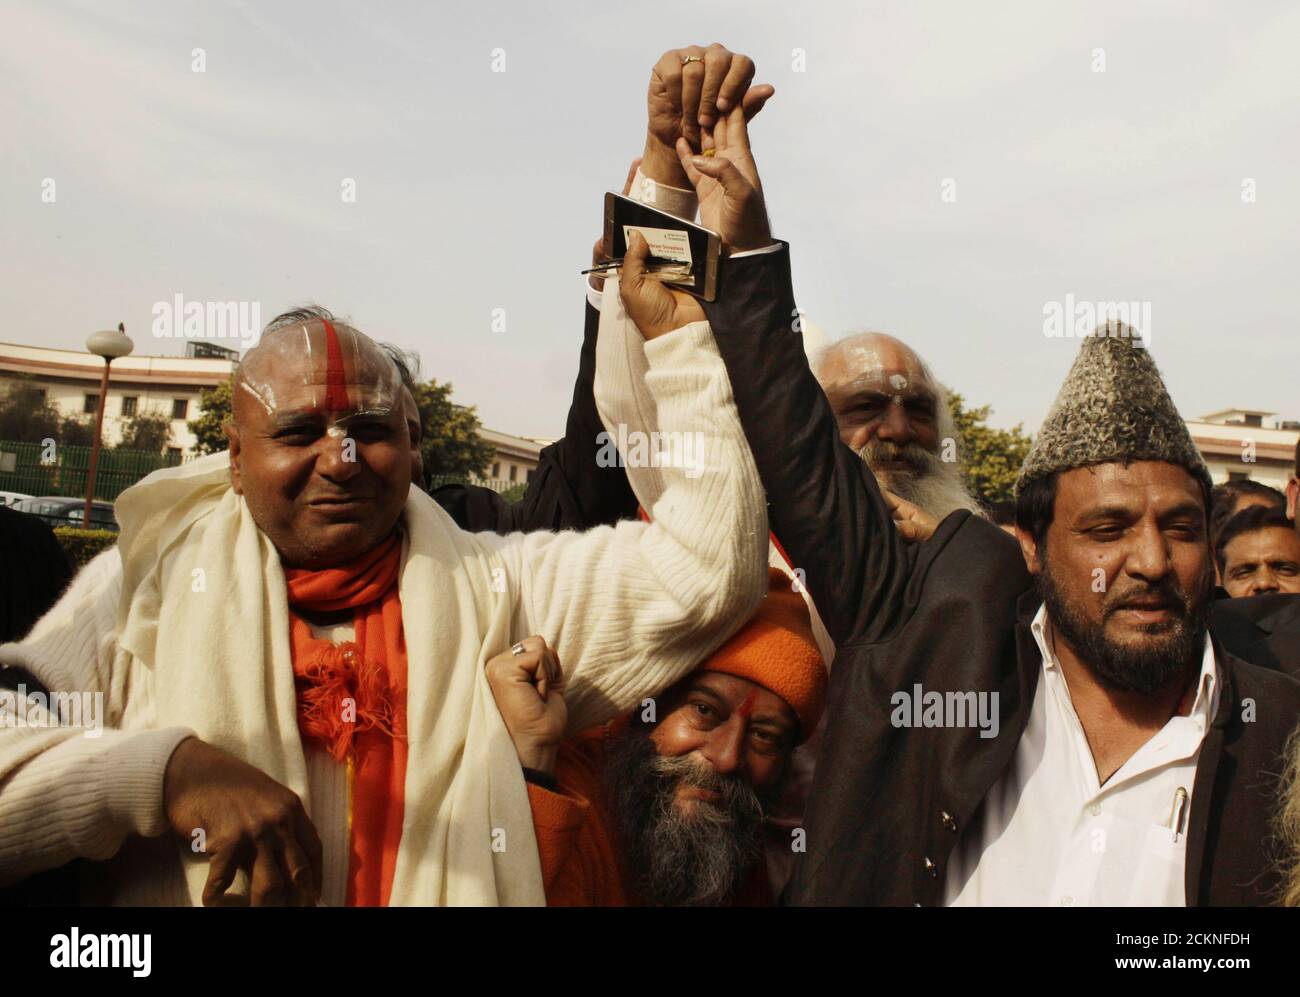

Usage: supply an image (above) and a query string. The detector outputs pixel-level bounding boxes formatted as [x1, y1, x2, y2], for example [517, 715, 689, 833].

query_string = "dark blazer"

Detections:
[1210, 593, 1300, 678]
[0, 506, 75, 905]
[700, 243, 1300, 906]
[432, 301, 637, 534]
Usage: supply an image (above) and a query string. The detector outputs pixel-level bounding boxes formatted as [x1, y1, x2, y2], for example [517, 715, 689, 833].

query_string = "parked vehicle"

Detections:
[0, 491, 33, 508]
[11, 496, 118, 532]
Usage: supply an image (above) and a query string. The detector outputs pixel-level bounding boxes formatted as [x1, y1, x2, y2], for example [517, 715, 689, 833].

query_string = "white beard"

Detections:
[862, 445, 983, 521]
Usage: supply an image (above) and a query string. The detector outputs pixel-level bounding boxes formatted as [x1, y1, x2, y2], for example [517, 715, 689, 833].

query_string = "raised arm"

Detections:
[478, 274, 768, 732]
[672, 102, 917, 647]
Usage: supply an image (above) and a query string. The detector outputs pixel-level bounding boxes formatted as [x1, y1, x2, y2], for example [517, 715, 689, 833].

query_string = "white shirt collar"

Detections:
[1030, 601, 1219, 727]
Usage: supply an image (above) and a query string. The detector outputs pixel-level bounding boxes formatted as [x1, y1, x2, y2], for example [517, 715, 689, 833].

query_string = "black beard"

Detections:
[1037, 555, 1212, 695]
[603, 721, 777, 907]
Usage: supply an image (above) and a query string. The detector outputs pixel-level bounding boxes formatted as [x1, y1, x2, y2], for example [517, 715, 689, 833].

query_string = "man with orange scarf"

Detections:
[0, 305, 768, 906]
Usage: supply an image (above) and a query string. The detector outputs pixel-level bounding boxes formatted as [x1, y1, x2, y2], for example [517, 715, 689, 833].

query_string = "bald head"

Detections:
[233, 318, 401, 427]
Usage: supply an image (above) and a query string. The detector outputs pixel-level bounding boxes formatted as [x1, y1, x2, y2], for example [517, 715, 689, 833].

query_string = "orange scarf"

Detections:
[284, 531, 407, 907]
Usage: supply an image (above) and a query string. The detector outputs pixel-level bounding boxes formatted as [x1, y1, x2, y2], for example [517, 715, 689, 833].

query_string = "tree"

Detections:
[411, 379, 494, 483]
[60, 416, 96, 447]
[116, 409, 172, 453]
[0, 381, 63, 443]
[945, 388, 1034, 509]
[188, 379, 235, 455]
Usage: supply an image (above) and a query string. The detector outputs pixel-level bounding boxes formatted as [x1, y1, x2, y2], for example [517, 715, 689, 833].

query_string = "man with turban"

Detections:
[487, 569, 826, 905]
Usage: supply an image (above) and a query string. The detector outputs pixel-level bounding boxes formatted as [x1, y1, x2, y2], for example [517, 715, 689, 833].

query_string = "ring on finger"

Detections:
[511, 642, 527, 656]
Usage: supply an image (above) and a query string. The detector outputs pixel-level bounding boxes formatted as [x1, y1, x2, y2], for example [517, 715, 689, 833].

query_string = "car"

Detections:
[10, 496, 118, 532]
[0, 491, 33, 508]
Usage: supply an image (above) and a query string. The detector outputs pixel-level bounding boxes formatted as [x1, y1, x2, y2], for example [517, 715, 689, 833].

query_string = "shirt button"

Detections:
[940, 811, 958, 832]
[924, 857, 937, 878]
[1088, 803, 1101, 817]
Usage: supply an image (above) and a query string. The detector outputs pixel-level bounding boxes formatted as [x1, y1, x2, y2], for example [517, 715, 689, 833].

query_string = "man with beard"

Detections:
[811, 332, 981, 520]
[486, 569, 826, 905]
[614, 96, 1300, 904]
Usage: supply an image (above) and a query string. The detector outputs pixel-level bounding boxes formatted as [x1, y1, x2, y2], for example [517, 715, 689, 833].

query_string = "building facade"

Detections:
[477, 427, 550, 488]
[1185, 409, 1299, 491]
[0, 341, 236, 457]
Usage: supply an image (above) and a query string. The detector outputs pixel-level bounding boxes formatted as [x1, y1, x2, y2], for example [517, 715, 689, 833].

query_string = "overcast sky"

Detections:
[2, 0, 1297, 438]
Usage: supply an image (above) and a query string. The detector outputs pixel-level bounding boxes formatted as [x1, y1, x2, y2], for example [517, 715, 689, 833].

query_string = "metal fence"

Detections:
[426, 474, 518, 495]
[0, 439, 183, 502]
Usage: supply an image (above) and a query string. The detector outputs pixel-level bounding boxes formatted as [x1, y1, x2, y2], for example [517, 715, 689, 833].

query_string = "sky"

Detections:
[2, 0, 1297, 439]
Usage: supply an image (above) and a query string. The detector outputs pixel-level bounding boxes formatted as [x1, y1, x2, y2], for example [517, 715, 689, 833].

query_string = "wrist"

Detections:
[641, 135, 690, 189]
[519, 743, 558, 776]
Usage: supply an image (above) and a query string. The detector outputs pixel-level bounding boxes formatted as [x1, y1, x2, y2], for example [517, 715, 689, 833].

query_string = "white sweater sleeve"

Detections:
[0, 547, 193, 884]
[485, 321, 768, 732]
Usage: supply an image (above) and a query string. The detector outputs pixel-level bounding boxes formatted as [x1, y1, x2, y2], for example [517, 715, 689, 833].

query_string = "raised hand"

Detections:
[485, 636, 567, 775]
[645, 44, 774, 188]
[616, 231, 706, 341]
[675, 103, 772, 253]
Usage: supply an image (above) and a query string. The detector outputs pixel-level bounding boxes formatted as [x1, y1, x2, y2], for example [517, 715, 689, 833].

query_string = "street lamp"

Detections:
[84, 322, 134, 525]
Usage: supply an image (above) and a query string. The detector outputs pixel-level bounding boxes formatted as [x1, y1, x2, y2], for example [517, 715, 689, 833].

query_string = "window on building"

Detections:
[171, 398, 188, 420]
[83, 393, 99, 414]
[121, 395, 138, 417]
[166, 447, 183, 462]
[492, 462, 501, 478]
[509, 465, 517, 482]
[527, 468, 535, 483]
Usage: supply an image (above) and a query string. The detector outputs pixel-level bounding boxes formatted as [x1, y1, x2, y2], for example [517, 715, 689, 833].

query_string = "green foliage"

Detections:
[945, 388, 1034, 509]
[498, 483, 527, 504]
[187, 379, 234, 456]
[60, 416, 96, 447]
[0, 380, 63, 444]
[410, 379, 494, 484]
[115, 409, 172, 453]
[53, 527, 117, 568]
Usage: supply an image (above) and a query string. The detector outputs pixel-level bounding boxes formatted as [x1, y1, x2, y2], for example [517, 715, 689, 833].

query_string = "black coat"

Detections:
[0, 505, 75, 905]
[1210, 593, 1300, 678]
[700, 243, 1300, 906]
[431, 301, 637, 534]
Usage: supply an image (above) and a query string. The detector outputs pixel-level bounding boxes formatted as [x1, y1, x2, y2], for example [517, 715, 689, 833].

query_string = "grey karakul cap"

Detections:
[1015, 320, 1209, 494]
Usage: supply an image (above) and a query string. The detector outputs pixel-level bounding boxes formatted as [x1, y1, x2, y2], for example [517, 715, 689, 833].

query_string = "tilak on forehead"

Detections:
[238, 318, 400, 422]
[840, 344, 933, 406]
[322, 318, 350, 412]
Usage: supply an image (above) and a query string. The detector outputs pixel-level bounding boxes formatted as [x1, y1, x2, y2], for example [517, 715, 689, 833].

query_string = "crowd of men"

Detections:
[2, 43, 1299, 908]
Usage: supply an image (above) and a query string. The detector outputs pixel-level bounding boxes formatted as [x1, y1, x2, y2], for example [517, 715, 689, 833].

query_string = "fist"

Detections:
[485, 636, 567, 775]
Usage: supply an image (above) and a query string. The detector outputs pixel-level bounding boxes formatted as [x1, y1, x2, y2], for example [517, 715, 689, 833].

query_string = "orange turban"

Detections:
[698, 568, 826, 742]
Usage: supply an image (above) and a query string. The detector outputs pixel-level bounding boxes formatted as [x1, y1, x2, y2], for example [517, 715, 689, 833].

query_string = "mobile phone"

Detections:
[602, 192, 722, 301]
